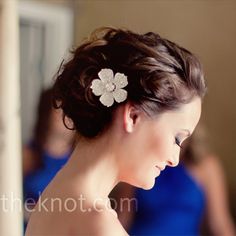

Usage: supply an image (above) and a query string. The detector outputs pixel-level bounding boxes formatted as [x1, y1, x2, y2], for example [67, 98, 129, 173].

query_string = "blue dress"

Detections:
[24, 149, 70, 201]
[129, 164, 206, 236]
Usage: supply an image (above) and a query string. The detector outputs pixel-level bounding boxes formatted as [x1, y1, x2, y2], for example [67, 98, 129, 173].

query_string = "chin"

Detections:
[142, 183, 155, 190]
[125, 174, 156, 190]
[136, 178, 156, 190]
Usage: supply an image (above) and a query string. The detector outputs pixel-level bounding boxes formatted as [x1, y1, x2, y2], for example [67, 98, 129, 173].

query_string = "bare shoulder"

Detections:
[26, 202, 128, 236]
[85, 209, 128, 236]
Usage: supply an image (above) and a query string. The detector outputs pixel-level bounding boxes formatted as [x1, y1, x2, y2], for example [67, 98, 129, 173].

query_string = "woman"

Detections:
[25, 27, 206, 235]
[23, 88, 75, 224]
[114, 126, 235, 236]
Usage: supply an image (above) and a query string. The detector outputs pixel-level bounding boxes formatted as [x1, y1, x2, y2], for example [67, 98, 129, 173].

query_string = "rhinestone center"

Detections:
[105, 82, 116, 92]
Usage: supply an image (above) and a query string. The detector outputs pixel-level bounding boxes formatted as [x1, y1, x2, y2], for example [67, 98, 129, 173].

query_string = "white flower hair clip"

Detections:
[90, 68, 128, 107]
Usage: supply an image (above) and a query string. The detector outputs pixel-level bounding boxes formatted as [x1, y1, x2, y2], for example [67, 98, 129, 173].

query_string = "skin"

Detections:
[114, 131, 236, 235]
[25, 96, 201, 236]
[23, 108, 75, 222]
[115, 156, 236, 236]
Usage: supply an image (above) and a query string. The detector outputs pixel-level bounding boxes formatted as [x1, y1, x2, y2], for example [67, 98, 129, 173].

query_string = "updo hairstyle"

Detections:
[53, 27, 206, 138]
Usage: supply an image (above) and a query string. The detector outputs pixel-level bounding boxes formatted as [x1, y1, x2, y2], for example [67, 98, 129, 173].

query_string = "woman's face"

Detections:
[120, 97, 202, 190]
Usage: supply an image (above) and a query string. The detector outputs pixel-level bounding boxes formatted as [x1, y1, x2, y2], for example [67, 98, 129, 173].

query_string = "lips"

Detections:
[156, 165, 165, 171]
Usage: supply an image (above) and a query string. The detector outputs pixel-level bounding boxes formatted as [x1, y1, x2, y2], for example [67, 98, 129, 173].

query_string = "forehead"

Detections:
[154, 97, 202, 133]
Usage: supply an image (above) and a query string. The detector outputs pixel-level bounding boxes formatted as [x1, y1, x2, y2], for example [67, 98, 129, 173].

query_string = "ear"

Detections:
[123, 102, 142, 133]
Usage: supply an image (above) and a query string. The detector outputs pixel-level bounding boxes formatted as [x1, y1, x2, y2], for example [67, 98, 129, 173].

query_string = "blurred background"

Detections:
[0, 0, 235, 235]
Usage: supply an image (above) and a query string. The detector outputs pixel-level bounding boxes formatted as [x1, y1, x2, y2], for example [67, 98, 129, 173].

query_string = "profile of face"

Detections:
[119, 97, 202, 190]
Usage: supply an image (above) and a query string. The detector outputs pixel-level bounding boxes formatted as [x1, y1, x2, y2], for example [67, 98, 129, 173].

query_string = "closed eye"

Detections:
[175, 137, 182, 148]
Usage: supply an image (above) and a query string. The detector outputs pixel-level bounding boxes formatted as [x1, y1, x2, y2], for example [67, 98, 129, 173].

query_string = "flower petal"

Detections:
[100, 92, 114, 107]
[113, 89, 128, 103]
[113, 72, 128, 89]
[90, 79, 105, 96]
[98, 68, 114, 83]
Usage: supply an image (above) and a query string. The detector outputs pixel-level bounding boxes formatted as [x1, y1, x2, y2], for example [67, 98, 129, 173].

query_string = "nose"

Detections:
[166, 155, 180, 167]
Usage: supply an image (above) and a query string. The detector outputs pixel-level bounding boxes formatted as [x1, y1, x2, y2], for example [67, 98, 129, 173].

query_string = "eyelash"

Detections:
[175, 137, 182, 148]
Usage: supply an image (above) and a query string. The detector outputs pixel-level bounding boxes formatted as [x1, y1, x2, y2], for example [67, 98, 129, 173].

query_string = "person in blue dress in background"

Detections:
[22, 88, 75, 225]
[111, 125, 236, 235]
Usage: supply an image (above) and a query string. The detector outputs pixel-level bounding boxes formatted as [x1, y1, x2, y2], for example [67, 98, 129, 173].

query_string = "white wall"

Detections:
[0, 0, 23, 235]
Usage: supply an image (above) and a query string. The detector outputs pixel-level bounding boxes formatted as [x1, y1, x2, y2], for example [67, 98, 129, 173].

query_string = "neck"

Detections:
[64, 133, 120, 202]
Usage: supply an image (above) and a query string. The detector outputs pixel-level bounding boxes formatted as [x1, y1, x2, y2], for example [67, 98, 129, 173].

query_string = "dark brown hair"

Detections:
[53, 27, 206, 138]
[30, 88, 54, 168]
[34, 88, 53, 147]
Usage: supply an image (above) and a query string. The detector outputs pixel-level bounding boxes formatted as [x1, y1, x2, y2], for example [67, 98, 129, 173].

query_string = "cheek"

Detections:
[147, 131, 174, 162]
